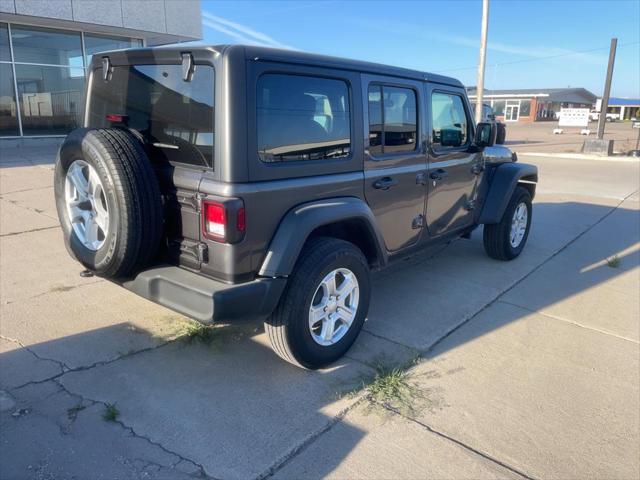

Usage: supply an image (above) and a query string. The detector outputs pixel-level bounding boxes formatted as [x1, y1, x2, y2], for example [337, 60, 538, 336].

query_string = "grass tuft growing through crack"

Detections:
[103, 403, 119, 422]
[368, 365, 415, 407]
[607, 255, 621, 268]
[347, 356, 430, 416]
[184, 322, 220, 345]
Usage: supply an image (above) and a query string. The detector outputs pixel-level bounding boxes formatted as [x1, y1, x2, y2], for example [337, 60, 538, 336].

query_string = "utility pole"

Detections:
[597, 38, 617, 139]
[474, 0, 490, 124]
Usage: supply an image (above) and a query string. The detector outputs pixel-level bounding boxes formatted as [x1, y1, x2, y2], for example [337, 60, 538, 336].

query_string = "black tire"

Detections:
[54, 128, 163, 278]
[265, 237, 371, 369]
[483, 186, 532, 261]
[496, 123, 507, 144]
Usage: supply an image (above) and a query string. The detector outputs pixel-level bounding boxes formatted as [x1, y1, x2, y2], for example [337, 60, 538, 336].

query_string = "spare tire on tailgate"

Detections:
[54, 128, 163, 278]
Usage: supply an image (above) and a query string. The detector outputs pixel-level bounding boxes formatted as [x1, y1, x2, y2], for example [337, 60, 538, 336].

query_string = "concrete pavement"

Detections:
[1, 144, 638, 479]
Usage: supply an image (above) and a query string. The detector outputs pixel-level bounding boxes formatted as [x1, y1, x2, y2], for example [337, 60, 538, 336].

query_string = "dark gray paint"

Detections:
[86, 44, 537, 322]
[258, 196, 387, 278]
[361, 74, 428, 252]
[425, 84, 484, 236]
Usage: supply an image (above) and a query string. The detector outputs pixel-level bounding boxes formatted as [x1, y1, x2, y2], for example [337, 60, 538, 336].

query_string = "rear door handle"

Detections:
[373, 177, 399, 190]
[429, 169, 448, 181]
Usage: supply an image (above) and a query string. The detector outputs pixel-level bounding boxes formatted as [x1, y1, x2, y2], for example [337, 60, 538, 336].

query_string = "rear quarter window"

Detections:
[89, 64, 214, 168]
[257, 74, 351, 163]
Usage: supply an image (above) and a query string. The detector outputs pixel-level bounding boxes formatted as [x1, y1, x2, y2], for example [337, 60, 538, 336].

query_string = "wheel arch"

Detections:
[478, 162, 538, 225]
[258, 197, 387, 278]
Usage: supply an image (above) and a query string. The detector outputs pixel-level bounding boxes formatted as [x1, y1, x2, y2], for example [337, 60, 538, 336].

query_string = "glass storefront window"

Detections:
[492, 100, 505, 116]
[15, 64, 85, 135]
[84, 34, 142, 65]
[1, 23, 141, 137]
[1, 23, 11, 62]
[11, 25, 83, 67]
[520, 100, 531, 116]
[0, 66, 19, 136]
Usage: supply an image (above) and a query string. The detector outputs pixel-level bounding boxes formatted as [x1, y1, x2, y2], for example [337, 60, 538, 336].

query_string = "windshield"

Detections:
[88, 64, 214, 168]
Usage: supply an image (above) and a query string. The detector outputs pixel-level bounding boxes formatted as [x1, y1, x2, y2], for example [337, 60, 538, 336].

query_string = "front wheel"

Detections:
[483, 186, 532, 261]
[265, 237, 371, 369]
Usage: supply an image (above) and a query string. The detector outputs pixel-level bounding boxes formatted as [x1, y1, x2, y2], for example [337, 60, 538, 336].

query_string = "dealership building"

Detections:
[598, 97, 640, 121]
[467, 87, 597, 123]
[1, 0, 202, 144]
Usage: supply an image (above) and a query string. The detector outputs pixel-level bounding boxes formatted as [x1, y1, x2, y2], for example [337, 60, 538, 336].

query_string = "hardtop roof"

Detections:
[95, 43, 464, 88]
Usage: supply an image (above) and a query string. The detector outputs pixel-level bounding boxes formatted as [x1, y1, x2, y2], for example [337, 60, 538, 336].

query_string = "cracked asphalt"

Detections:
[0, 143, 638, 479]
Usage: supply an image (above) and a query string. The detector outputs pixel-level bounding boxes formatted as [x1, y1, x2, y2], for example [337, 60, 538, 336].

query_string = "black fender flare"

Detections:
[478, 162, 538, 224]
[259, 197, 387, 277]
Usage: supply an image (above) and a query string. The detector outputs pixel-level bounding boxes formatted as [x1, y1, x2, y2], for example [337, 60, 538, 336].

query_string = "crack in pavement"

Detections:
[382, 402, 538, 480]
[51, 378, 215, 479]
[0, 225, 59, 237]
[256, 394, 369, 480]
[421, 189, 638, 359]
[1, 278, 106, 306]
[498, 300, 640, 344]
[7, 337, 178, 392]
[0, 185, 54, 195]
[0, 196, 59, 220]
[0, 334, 68, 376]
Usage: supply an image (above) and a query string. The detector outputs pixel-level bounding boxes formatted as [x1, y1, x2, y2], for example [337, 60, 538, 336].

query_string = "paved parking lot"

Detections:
[506, 120, 639, 154]
[0, 143, 638, 479]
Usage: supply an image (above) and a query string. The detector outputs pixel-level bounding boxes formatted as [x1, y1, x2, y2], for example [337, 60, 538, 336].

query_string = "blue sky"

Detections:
[199, 0, 640, 97]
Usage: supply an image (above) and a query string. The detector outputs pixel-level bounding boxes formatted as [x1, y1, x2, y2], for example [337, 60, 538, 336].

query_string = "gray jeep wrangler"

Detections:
[54, 45, 538, 368]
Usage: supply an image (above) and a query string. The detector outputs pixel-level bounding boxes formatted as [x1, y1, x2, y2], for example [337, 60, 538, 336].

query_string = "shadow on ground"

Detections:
[1, 199, 638, 479]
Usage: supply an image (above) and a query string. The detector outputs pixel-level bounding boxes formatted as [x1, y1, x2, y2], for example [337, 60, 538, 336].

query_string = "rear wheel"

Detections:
[483, 186, 532, 261]
[265, 237, 371, 369]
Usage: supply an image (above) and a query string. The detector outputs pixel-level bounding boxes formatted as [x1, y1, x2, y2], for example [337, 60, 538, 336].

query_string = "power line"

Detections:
[434, 41, 640, 73]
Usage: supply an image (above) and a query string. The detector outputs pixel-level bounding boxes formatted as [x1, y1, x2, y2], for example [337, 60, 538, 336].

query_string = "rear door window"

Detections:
[89, 64, 214, 168]
[257, 74, 350, 162]
[367, 84, 417, 155]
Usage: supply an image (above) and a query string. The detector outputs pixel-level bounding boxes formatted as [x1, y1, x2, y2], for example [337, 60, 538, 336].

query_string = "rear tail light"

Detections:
[202, 199, 245, 243]
[203, 202, 226, 240]
[105, 114, 128, 123]
[236, 207, 246, 233]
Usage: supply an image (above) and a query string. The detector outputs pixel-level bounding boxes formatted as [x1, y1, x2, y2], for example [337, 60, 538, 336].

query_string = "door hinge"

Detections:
[173, 239, 208, 263]
[176, 191, 205, 212]
[412, 214, 425, 229]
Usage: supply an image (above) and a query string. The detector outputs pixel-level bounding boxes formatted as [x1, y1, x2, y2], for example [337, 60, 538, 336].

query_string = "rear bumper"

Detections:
[121, 265, 287, 323]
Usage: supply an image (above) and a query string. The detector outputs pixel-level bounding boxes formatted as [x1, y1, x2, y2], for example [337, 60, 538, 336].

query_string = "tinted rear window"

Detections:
[367, 85, 417, 155]
[257, 74, 351, 163]
[89, 64, 214, 168]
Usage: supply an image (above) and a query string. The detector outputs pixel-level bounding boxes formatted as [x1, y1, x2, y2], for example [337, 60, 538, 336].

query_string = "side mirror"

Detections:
[475, 122, 496, 147]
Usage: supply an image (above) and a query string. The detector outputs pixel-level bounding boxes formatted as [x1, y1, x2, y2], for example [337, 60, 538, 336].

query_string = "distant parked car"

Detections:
[589, 110, 619, 122]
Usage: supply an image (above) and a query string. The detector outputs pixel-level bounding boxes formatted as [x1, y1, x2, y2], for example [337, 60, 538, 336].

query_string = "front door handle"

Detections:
[430, 169, 448, 181]
[373, 177, 399, 190]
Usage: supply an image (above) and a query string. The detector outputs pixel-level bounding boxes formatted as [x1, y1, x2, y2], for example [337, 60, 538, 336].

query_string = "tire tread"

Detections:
[265, 237, 369, 368]
[483, 186, 531, 261]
